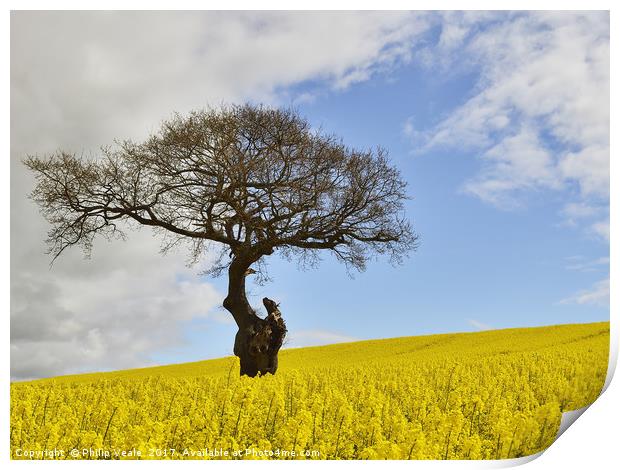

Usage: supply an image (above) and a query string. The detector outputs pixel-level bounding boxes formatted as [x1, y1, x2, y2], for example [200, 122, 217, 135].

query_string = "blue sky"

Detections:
[151, 12, 610, 365]
[11, 11, 609, 378]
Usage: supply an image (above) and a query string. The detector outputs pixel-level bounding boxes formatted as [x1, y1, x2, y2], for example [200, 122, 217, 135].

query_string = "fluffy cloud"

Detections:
[462, 127, 561, 208]
[285, 329, 359, 349]
[590, 219, 610, 241]
[559, 278, 610, 308]
[10, 226, 226, 380]
[466, 318, 492, 331]
[11, 11, 430, 153]
[565, 256, 609, 273]
[411, 12, 609, 234]
[11, 11, 429, 379]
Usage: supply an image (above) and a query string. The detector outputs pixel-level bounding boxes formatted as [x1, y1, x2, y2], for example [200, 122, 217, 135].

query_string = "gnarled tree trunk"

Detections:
[223, 257, 287, 377]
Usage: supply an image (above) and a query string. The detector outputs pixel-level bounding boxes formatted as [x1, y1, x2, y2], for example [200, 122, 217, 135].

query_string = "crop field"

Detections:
[10, 321, 609, 460]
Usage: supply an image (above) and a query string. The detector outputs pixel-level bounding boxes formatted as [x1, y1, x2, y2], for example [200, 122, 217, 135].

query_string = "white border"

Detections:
[4, 1, 616, 468]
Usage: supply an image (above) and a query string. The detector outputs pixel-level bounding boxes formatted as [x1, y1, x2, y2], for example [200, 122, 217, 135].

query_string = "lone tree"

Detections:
[24, 104, 417, 377]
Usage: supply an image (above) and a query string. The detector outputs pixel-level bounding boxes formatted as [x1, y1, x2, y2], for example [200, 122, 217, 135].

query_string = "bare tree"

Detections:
[24, 104, 418, 377]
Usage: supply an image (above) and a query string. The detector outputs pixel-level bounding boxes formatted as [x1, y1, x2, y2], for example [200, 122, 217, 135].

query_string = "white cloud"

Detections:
[284, 329, 359, 349]
[410, 12, 609, 236]
[10, 226, 225, 380]
[462, 127, 561, 208]
[565, 256, 609, 273]
[559, 202, 609, 242]
[11, 11, 430, 379]
[561, 202, 603, 222]
[559, 278, 610, 307]
[11, 11, 430, 154]
[590, 218, 610, 242]
[466, 318, 492, 331]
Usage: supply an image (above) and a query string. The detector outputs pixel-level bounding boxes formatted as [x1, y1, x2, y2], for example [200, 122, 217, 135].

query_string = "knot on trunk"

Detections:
[248, 298, 287, 357]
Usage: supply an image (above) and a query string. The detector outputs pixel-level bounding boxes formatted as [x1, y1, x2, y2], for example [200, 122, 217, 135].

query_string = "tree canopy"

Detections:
[25, 104, 418, 278]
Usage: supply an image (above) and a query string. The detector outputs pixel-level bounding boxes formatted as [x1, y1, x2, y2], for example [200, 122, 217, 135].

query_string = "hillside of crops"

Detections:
[11, 321, 609, 460]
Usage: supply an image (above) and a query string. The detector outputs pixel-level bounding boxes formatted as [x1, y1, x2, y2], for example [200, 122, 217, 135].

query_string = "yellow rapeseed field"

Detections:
[10, 321, 609, 460]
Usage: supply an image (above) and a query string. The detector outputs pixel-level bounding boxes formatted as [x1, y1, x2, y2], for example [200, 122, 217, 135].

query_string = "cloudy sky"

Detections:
[10, 11, 609, 380]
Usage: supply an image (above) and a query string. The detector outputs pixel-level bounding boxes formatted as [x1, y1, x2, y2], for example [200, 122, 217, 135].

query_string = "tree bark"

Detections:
[223, 257, 287, 377]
